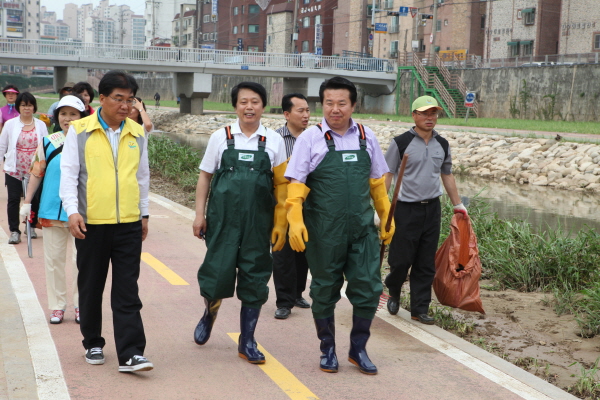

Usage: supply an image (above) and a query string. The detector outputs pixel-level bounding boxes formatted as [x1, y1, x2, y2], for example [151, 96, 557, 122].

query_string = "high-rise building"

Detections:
[172, 4, 196, 48]
[145, 0, 190, 46]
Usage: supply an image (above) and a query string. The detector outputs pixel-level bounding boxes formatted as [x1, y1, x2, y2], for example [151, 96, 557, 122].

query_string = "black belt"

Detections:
[400, 197, 440, 205]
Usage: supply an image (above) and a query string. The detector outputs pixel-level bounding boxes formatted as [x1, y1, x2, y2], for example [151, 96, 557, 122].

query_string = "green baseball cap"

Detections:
[412, 96, 443, 112]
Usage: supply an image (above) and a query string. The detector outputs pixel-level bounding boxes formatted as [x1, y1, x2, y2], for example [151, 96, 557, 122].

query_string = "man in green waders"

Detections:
[285, 77, 395, 374]
[192, 82, 288, 364]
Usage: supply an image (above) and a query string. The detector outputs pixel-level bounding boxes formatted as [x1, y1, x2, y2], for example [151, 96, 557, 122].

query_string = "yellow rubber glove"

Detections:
[370, 176, 395, 245]
[271, 161, 289, 252]
[285, 182, 310, 252]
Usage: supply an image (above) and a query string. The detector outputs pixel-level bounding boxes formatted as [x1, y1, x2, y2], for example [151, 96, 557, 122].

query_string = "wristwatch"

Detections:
[142, 215, 149, 219]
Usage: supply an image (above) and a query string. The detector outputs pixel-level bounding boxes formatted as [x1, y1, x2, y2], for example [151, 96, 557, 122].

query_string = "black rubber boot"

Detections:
[194, 298, 222, 345]
[238, 306, 265, 364]
[348, 315, 377, 375]
[314, 316, 338, 373]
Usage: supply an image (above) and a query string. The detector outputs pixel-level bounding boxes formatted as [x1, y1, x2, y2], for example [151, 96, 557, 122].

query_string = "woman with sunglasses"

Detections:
[0, 85, 20, 130]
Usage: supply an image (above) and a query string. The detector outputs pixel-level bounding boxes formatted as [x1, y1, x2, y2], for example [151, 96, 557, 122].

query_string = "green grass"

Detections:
[147, 135, 201, 190]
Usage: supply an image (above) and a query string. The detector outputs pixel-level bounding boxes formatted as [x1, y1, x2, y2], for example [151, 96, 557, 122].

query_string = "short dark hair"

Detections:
[15, 92, 37, 113]
[319, 77, 357, 105]
[2, 85, 19, 98]
[281, 93, 307, 113]
[231, 82, 267, 108]
[72, 81, 95, 103]
[53, 93, 88, 127]
[133, 97, 146, 125]
[98, 70, 138, 97]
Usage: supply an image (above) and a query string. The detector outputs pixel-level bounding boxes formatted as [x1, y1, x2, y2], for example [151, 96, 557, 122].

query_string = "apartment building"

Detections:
[484, 0, 561, 59]
[172, 4, 197, 48]
[559, 0, 600, 54]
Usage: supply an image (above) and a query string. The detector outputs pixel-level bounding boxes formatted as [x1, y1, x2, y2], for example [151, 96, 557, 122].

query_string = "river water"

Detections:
[157, 131, 600, 234]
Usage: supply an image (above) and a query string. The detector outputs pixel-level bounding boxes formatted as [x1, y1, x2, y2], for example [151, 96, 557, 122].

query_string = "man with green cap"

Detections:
[384, 95, 467, 324]
[285, 76, 394, 375]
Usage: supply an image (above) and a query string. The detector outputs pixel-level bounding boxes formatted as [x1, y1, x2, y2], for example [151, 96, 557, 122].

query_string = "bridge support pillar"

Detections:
[53, 67, 88, 92]
[282, 77, 324, 112]
[175, 72, 212, 115]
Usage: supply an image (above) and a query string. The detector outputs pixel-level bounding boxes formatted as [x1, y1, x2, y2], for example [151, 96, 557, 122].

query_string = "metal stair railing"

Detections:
[432, 74, 456, 117]
[412, 52, 433, 88]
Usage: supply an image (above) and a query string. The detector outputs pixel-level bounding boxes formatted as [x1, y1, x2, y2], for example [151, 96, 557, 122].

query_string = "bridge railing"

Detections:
[0, 38, 397, 74]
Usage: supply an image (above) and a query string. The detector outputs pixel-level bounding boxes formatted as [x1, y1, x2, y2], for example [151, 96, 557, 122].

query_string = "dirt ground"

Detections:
[150, 172, 600, 397]
[449, 285, 600, 395]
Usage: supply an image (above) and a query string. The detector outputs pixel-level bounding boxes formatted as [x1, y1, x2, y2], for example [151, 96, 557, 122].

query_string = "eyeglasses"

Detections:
[107, 95, 135, 106]
[414, 112, 438, 118]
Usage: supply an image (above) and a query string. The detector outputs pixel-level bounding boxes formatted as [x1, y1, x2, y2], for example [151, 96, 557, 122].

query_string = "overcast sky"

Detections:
[41, 0, 146, 20]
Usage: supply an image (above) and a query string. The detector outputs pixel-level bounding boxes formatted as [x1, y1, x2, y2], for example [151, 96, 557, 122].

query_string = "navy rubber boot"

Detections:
[348, 315, 378, 375]
[314, 316, 338, 372]
[194, 298, 222, 345]
[238, 306, 265, 364]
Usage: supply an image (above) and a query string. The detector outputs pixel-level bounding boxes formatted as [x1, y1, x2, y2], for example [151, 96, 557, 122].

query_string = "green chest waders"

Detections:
[198, 127, 275, 308]
[304, 125, 382, 320]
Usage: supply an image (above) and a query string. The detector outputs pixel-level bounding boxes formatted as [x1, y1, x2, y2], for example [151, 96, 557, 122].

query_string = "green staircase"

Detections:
[399, 53, 478, 118]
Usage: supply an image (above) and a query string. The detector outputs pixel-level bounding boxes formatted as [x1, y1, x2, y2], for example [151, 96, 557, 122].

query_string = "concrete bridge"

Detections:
[0, 39, 397, 114]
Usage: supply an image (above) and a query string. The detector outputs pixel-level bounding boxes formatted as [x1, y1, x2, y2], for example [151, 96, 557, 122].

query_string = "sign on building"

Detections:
[211, 0, 218, 17]
[375, 23, 387, 33]
[439, 49, 467, 61]
[410, 7, 418, 18]
[315, 23, 323, 48]
[399, 6, 408, 17]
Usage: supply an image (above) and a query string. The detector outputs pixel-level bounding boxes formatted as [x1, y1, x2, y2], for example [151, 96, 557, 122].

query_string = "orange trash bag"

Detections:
[433, 214, 485, 314]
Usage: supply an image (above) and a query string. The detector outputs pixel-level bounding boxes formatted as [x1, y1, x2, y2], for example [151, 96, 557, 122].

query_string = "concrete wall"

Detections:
[456, 64, 600, 121]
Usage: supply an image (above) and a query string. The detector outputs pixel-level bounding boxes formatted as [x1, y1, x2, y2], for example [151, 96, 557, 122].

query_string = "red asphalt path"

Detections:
[1, 189, 576, 400]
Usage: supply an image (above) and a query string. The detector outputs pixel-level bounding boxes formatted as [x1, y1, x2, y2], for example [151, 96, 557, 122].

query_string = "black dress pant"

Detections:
[76, 221, 146, 365]
[385, 198, 441, 316]
[5, 173, 39, 233]
[273, 239, 309, 308]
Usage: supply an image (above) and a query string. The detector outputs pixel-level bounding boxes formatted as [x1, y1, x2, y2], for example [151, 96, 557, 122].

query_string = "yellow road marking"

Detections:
[227, 333, 319, 400]
[141, 252, 189, 285]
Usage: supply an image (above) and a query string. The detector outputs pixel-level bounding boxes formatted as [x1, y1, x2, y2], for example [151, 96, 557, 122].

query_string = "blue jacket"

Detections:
[38, 135, 68, 222]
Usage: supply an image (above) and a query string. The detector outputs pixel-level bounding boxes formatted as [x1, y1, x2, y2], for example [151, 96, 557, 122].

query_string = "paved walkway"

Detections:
[0, 188, 577, 400]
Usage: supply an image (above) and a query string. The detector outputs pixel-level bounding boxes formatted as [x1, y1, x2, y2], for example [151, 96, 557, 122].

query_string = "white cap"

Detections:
[56, 95, 85, 112]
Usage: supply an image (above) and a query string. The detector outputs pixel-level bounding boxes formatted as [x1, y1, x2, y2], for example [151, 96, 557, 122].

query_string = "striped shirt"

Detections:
[275, 123, 297, 158]
[97, 107, 124, 160]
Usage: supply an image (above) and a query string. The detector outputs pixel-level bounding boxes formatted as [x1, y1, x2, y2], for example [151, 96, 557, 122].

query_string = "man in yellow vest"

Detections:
[60, 70, 153, 373]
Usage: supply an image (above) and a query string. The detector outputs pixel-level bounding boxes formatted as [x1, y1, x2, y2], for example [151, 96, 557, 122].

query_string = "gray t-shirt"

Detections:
[385, 128, 452, 202]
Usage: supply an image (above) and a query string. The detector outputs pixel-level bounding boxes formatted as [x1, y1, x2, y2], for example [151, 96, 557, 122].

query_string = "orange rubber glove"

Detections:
[271, 161, 289, 252]
[370, 176, 395, 245]
[285, 182, 310, 252]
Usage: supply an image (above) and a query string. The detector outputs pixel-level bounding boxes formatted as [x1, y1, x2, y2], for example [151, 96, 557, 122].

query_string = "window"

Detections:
[203, 33, 208, 40]
[595, 33, 600, 50]
[233, 26, 238, 34]
[241, 5, 245, 14]
[521, 40, 533, 55]
[436, 20, 441, 32]
[249, 24, 259, 33]
[390, 40, 398, 57]
[303, 0, 310, 4]
[268, 35, 271, 45]
[203, 15, 210, 23]
[523, 9, 535, 25]
[303, 16, 310, 28]
[248, 46, 259, 52]
[389, 15, 399, 33]
[508, 42, 519, 57]
[233, 7, 238, 15]
[315, 15, 321, 25]
[242, 25, 245, 33]
[268, 15, 272, 25]
[249, 5, 260, 13]
[480, 15, 485, 29]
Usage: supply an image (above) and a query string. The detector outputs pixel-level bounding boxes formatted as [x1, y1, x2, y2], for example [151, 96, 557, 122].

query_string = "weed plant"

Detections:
[568, 358, 600, 398]
[147, 135, 201, 190]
